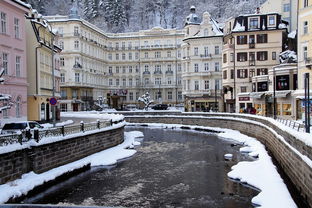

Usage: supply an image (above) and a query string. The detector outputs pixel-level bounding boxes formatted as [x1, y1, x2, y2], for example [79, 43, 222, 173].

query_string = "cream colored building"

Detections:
[45, 5, 184, 111]
[222, 13, 287, 113]
[295, 0, 312, 121]
[26, 10, 61, 121]
[260, 0, 298, 31]
[182, 8, 223, 112]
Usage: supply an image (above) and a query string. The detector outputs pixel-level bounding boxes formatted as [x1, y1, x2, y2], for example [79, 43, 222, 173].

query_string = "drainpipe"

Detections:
[35, 45, 42, 95]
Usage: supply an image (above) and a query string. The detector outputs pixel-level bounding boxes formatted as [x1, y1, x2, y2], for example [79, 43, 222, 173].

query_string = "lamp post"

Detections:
[51, 31, 56, 127]
[273, 66, 277, 119]
[304, 73, 310, 133]
[215, 83, 218, 112]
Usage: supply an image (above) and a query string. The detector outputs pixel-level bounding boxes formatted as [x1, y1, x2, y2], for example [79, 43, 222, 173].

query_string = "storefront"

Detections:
[237, 93, 252, 113]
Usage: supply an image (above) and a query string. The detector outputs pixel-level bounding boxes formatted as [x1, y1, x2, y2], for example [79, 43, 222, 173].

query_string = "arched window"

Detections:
[16, 96, 21, 117]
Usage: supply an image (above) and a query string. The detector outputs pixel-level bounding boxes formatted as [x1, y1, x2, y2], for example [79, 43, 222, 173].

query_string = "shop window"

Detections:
[282, 104, 291, 116]
[276, 75, 290, 90]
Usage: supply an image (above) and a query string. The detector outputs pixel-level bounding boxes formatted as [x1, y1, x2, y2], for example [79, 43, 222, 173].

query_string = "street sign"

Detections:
[49, 97, 57, 106]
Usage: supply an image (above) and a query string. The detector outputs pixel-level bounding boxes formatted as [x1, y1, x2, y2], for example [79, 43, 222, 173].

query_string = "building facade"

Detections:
[45, 5, 184, 111]
[26, 10, 61, 121]
[260, 0, 298, 31]
[222, 12, 287, 113]
[295, 0, 312, 121]
[182, 9, 223, 112]
[0, 0, 30, 125]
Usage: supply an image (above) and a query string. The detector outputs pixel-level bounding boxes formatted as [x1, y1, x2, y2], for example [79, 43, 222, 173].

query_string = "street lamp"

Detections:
[273, 66, 277, 119]
[304, 73, 310, 133]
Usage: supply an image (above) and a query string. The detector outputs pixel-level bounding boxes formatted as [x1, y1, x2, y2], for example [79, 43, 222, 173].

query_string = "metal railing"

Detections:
[275, 117, 305, 132]
[0, 119, 124, 147]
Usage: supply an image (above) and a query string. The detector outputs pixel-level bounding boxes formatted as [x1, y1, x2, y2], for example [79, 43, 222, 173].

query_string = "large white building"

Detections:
[182, 8, 223, 112]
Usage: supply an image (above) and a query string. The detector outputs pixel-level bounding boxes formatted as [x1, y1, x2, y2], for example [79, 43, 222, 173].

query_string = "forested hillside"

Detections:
[26, 0, 266, 32]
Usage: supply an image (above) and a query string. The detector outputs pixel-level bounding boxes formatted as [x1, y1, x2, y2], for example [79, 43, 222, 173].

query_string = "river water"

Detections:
[22, 127, 257, 207]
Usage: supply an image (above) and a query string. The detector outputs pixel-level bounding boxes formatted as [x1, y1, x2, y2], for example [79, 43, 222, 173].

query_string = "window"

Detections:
[167, 64, 172, 72]
[304, 21, 308, 34]
[1, 12, 7, 34]
[231, 69, 234, 79]
[204, 47, 209, 56]
[116, 53, 119, 60]
[177, 77, 181, 85]
[129, 66, 132, 73]
[215, 80, 220, 90]
[223, 70, 227, 79]
[257, 68, 268, 75]
[257, 51, 268, 61]
[237, 35, 247, 44]
[60, 90, 66, 99]
[230, 53, 234, 62]
[215, 46, 220, 55]
[60, 57, 65, 66]
[249, 68, 255, 77]
[168, 91, 173, 100]
[257, 34, 268, 43]
[115, 42, 119, 49]
[128, 42, 132, 49]
[108, 53, 112, 60]
[144, 65, 149, 72]
[237, 69, 248, 78]
[16, 56, 21, 77]
[249, 35, 255, 44]
[304, 0, 309, 7]
[194, 47, 199, 56]
[223, 54, 227, 63]
[268, 15, 276, 26]
[75, 73, 80, 82]
[123, 78, 126, 86]
[303, 46, 308, 60]
[116, 79, 119, 86]
[135, 52, 139, 59]
[155, 65, 161, 72]
[144, 52, 148, 58]
[144, 78, 149, 85]
[167, 51, 171, 57]
[109, 79, 113, 86]
[122, 66, 126, 73]
[60, 73, 65, 82]
[283, 3, 290, 12]
[2, 53, 8, 75]
[74, 40, 79, 49]
[215, 62, 220, 71]
[14, 18, 19, 38]
[135, 65, 139, 73]
[59, 41, 64, 49]
[237, 52, 248, 62]
[178, 91, 182, 100]
[155, 51, 161, 58]
[167, 77, 172, 85]
[74, 26, 79, 36]
[178, 64, 182, 71]
[129, 53, 132, 60]
[204, 28, 209, 36]
[136, 78, 139, 86]
[155, 77, 161, 85]
[241, 86, 247, 93]
[129, 78, 132, 86]
[194, 63, 199, 72]
[115, 66, 119, 73]
[129, 92, 133, 101]
[122, 42, 125, 49]
[205, 80, 210, 89]
[272, 52, 277, 60]
[194, 80, 199, 90]
[122, 53, 126, 60]
[249, 17, 259, 29]
[204, 63, 209, 71]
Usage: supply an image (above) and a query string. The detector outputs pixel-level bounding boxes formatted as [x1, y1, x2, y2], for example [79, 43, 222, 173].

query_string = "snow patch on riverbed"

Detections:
[129, 122, 297, 208]
[0, 131, 143, 203]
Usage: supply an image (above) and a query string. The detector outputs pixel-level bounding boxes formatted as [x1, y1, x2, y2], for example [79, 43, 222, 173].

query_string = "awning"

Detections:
[265, 90, 291, 98]
[296, 96, 312, 99]
[250, 92, 265, 99]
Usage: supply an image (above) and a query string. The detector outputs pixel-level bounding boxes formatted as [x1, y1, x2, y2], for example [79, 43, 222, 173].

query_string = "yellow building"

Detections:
[295, 0, 312, 120]
[26, 10, 61, 121]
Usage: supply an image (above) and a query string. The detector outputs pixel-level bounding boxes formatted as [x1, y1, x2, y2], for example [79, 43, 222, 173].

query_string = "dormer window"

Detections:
[249, 17, 259, 29]
[268, 15, 276, 26]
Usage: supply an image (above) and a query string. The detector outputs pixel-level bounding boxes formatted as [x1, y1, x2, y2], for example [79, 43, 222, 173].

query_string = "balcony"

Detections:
[200, 54, 212, 59]
[165, 70, 174, 75]
[74, 32, 80, 37]
[73, 63, 82, 69]
[305, 57, 312, 69]
[154, 70, 162, 75]
[143, 71, 151, 75]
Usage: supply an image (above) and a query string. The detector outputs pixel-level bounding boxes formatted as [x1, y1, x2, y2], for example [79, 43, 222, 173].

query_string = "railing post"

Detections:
[61, 126, 65, 136]
[34, 127, 39, 142]
[17, 131, 23, 145]
[96, 119, 101, 129]
[25, 128, 32, 141]
[80, 121, 84, 132]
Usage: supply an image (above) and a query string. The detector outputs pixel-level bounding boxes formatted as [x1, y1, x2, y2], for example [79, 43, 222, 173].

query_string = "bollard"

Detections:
[110, 119, 113, 126]
[61, 125, 65, 136]
[97, 119, 100, 129]
[80, 121, 84, 132]
[34, 127, 39, 142]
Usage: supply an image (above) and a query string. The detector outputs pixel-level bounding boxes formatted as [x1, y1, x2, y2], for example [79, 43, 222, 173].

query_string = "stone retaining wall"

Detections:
[0, 126, 124, 184]
[125, 115, 312, 207]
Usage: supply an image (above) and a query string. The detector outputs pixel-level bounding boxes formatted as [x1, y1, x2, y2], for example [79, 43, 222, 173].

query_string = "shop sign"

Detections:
[239, 97, 250, 101]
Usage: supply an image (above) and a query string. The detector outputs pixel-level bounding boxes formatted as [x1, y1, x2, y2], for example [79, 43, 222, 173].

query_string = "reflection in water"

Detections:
[22, 127, 257, 208]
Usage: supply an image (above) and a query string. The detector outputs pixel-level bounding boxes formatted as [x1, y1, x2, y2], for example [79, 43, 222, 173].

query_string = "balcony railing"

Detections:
[154, 70, 162, 75]
[143, 71, 151, 75]
[249, 42, 255, 49]
[165, 70, 174, 75]
[200, 54, 212, 58]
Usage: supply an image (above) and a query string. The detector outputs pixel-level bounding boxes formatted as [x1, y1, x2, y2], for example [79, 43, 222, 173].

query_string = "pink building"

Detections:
[0, 0, 30, 125]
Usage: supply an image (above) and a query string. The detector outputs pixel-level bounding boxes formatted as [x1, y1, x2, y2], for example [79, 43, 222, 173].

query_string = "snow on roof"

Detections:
[278, 23, 287, 29]
[232, 22, 245, 32]
[210, 18, 223, 36]
[288, 30, 296, 39]
[13, 0, 32, 9]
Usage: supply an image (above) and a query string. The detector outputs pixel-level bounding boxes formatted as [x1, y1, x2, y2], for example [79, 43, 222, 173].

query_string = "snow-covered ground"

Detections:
[61, 111, 124, 122]
[128, 122, 297, 208]
[41, 120, 74, 128]
[0, 130, 143, 204]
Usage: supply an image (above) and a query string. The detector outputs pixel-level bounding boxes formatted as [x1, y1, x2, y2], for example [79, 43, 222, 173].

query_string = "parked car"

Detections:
[125, 104, 138, 111]
[152, 104, 168, 110]
[1, 121, 43, 135]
